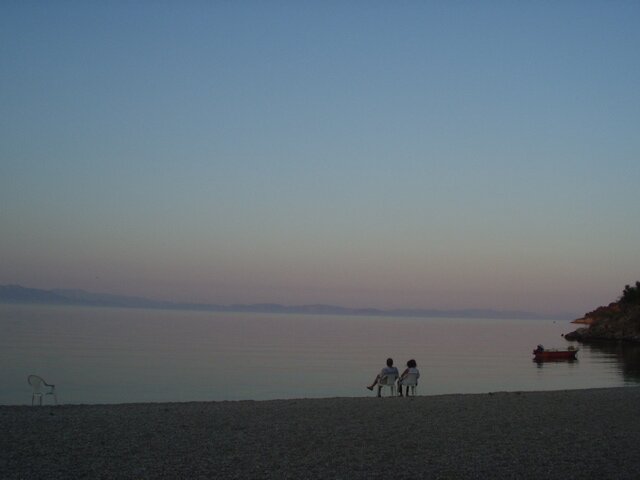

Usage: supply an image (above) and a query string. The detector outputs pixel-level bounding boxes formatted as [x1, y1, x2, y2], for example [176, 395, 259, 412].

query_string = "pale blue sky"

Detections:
[2, 1, 639, 315]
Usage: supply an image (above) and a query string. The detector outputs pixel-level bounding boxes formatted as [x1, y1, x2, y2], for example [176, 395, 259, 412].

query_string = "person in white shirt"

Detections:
[366, 358, 399, 397]
[397, 358, 420, 397]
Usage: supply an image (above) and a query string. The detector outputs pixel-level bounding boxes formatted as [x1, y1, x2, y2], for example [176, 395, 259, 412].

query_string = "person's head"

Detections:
[407, 359, 417, 368]
[386, 358, 394, 367]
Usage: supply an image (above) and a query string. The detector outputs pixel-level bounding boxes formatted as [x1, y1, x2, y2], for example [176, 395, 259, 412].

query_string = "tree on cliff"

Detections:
[620, 281, 640, 305]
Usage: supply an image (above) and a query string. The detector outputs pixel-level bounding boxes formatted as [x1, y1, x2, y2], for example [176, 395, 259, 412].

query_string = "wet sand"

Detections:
[2, 387, 639, 479]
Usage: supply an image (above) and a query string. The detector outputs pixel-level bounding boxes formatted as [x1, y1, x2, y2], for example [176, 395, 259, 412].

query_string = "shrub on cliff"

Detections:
[566, 282, 640, 343]
[620, 281, 640, 305]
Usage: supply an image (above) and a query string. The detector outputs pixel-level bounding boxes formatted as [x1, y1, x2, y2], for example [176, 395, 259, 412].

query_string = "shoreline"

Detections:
[2, 387, 639, 479]
[2, 383, 638, 407]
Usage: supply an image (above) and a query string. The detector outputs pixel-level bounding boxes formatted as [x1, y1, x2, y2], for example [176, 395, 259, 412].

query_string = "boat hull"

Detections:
[533, 350, 578, 361]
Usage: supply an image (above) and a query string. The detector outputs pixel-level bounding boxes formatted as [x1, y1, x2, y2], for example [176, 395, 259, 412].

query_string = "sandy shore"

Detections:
[2, 387, 639, 479]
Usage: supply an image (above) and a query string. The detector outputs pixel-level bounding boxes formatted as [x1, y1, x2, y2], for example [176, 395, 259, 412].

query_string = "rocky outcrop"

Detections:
[565, 301, 640, 343]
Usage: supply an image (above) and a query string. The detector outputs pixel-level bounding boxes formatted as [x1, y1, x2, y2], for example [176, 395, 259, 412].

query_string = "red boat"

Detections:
[533, 345, 579, 361]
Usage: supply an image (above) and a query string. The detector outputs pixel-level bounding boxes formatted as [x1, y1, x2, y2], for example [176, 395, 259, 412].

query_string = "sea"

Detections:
[2, 304, 639, 405]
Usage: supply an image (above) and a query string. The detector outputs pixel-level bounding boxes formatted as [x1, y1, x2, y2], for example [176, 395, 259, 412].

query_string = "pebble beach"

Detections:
[2, 387, 639, 479]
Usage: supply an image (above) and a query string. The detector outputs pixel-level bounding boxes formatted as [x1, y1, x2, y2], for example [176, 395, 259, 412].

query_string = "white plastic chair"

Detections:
[398, 372, 419, 396]
[28, 375, 58, 406]
[377, 373, 398, 396]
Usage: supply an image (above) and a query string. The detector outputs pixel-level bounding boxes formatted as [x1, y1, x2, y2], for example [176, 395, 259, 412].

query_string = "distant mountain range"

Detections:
[0, 284, 570, 320]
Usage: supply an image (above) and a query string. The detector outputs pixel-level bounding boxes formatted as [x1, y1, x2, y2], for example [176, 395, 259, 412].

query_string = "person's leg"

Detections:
[367, 374, 381, 390]
[398, 380, 403, 396]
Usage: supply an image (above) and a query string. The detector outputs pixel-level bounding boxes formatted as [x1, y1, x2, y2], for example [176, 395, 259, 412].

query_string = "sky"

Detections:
[1, 1, 639, 316]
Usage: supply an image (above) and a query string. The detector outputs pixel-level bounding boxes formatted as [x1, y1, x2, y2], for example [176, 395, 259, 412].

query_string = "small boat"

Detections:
[533, 345, 579, 361]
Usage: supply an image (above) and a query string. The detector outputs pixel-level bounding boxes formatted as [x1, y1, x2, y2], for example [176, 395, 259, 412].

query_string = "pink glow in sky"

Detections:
[2, 3, 639, 317]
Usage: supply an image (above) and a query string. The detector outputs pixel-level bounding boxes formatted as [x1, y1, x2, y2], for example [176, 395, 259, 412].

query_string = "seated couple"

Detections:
[367, 358, 420, 397]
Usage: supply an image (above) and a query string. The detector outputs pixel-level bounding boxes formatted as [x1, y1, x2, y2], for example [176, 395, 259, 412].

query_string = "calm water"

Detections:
[2, 304, 639, 405]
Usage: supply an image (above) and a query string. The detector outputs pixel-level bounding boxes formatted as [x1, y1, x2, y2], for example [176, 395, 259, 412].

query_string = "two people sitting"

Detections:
[367, 357, 420, 397]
